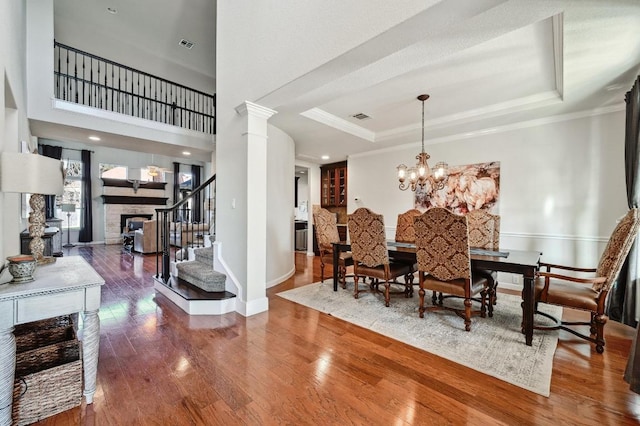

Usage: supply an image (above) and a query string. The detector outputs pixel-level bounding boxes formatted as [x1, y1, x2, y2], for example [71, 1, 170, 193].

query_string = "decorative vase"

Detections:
[6, 255, 37, 283]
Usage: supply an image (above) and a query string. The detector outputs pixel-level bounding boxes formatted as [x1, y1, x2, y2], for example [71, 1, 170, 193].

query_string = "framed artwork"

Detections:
[415, 161, 500, 214]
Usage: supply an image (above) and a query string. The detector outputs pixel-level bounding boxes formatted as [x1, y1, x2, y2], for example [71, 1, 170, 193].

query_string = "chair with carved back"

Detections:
[395, 208, 422, 243]
[313, 208, 353, 288]
[392, 208, 421, 290]
[414, 207, 491, 331]
[466, 209, 501, 305]
[348, 207, 415, 306]
[534, 208, 640, 353]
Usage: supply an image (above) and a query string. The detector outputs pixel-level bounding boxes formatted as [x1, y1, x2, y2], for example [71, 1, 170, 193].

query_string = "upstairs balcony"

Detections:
[53, 41, 215, 135]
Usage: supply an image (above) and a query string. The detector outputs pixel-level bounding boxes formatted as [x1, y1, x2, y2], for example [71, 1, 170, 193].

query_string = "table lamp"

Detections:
[0, 152, 65, 264]
[61, 203, 76, 248]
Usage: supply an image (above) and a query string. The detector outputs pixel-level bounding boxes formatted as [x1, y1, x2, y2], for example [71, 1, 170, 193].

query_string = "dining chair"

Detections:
[347, 207, 415, 306]
[395, 208, 422, 243]
[392, 208, 421, 286]
[466, 209, 501, 305]
[534, 208, 640, 353]
[313, 208, 353, 288]
[414, 207, 491, 331]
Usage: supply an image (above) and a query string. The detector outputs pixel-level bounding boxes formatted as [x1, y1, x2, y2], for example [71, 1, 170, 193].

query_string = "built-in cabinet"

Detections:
[320, 161, 347, 207]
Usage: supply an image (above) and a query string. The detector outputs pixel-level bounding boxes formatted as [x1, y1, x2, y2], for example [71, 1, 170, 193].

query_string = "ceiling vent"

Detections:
[179, 39, 195, 49]
[351, 113, 371, 120]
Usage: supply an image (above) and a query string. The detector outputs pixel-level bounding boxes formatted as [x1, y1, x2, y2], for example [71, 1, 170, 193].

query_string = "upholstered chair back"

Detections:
[395, 208, 422, 243]
[594, 208, 640, 292]
[414, 207, 471, 281]
[314, 208, 340, 252]
[347, 207, 389, 268]
[466, 209, 500, 250]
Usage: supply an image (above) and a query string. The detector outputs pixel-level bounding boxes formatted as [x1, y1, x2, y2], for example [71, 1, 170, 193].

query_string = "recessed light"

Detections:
[88, 136, 101, 141]
[106, 7, 117, 14]
[182, 151, 191, 156]
[321, 155, 330, 160]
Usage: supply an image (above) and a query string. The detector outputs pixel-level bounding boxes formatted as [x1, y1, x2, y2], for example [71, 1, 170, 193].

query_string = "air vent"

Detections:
[351, 113, 371, 120]
[179, 39, 195, 49]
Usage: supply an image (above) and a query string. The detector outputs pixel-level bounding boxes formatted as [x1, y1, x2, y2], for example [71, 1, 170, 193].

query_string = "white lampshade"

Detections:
[0, 152, 64, 195]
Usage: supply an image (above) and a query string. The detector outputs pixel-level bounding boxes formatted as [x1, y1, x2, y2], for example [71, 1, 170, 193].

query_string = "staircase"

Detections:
[175, 246, 226, 292]
[153, 174, 238, 315]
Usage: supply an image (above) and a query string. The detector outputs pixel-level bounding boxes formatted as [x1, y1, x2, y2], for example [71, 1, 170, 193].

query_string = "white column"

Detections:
[234, 101, 277, 315]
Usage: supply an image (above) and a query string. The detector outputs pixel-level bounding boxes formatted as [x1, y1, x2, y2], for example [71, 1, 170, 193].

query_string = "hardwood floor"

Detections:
[33, 244, 640, 425]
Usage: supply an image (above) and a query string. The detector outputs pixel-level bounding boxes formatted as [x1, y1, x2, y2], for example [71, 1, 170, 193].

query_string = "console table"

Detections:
[0, 256, 104, 425]
[20, 227, 62, 257]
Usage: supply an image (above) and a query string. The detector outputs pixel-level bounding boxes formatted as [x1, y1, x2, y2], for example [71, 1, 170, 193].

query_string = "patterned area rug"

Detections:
[277, 281, 561, 397]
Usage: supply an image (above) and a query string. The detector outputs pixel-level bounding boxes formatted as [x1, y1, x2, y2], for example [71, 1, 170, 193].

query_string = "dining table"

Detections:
[332, 241, 542, 346]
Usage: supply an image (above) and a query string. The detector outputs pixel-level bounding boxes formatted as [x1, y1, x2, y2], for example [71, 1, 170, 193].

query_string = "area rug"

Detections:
[277, 281, 562, 397]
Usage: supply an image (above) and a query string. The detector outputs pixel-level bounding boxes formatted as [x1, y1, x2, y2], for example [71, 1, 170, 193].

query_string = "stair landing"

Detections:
[154, 275, 236, 315]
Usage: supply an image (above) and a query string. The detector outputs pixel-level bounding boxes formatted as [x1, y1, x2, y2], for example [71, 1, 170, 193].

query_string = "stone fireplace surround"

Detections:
[102, 181, 168, 244]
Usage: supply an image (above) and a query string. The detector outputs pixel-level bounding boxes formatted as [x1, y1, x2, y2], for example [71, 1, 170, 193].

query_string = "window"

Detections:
[179, 172, 192, 189]
[55, 159, 83, 228]
[101, 164, 127, 179]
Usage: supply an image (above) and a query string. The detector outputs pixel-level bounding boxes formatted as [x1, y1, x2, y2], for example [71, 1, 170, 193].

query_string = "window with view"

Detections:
[55, 159, 82, 228]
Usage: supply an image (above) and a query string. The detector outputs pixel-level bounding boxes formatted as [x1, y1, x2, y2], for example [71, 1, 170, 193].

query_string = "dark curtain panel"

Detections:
[617, 75, 640, 393]
[609, 76, 640, 325]
[173, 162, 180, 222]
[78, 149, 93, 242]
[38, 144, 63, 219]
[192, 164, 202, 222]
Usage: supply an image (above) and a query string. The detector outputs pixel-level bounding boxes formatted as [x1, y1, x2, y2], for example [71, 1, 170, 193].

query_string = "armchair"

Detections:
[534, 208, 640, 353]
[133, 220, 158, 254]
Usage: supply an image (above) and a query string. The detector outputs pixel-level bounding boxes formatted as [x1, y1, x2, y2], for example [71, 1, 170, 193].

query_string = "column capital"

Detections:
[235, 101, 277, 120]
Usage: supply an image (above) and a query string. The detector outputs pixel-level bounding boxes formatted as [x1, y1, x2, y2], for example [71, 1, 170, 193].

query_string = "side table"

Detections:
[0, 256, 105, 425]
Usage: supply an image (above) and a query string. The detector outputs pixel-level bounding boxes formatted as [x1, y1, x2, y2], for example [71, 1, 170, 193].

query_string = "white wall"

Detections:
[1, 0, 32, 260]
[266, 124, 295, 287]
[216, 2, 434, 312]
[348, 109, 627, 269]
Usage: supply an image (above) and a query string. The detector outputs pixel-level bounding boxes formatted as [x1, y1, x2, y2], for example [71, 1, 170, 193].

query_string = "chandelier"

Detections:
[396, 94, 448, 191]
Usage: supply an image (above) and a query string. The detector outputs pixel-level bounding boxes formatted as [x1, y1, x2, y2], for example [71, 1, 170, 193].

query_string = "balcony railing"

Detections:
[54, 41, 215, 134]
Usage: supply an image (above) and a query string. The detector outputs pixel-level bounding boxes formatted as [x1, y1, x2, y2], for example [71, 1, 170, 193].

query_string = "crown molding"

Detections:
[300, 108, 376, 142]
[349, 103, 625, 159]
[552, 13, 564, 100]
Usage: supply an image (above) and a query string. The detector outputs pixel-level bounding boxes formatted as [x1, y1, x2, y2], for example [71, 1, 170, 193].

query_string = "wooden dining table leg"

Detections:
[332, 243, 340, 291]
[521, 268, 536, 346]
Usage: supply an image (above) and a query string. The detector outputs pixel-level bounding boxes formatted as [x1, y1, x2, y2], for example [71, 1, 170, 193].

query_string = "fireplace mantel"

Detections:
[101, 178, 167, 190]
[101, 196, 168, 205]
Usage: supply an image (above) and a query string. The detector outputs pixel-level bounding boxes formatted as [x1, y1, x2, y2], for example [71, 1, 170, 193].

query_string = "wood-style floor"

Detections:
[33, 244, 640, 425]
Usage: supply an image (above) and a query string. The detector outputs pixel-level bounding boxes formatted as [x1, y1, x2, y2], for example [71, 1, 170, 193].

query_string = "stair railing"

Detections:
[155, 174, 216, 282]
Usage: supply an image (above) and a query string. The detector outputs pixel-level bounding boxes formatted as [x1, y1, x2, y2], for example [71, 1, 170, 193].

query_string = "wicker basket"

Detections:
[11, 316, 83, 426]
[14, 315, 76, 353]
